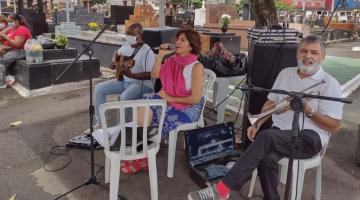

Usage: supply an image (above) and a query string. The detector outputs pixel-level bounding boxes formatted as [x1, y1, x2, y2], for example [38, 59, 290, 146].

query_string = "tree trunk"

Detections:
[250, 0, 278, 28]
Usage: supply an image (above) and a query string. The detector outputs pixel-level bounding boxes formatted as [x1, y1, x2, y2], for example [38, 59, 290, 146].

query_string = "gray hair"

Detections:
[299, 35, 326, 53]
[128, 23, 143, 35]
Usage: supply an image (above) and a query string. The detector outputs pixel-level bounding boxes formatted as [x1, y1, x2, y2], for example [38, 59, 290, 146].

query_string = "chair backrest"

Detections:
[203, 69, 217, 101]
[197, 69, 216, 124]
[99, 99, 167, 158]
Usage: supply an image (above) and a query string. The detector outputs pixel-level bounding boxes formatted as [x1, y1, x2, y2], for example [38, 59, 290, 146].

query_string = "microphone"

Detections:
[152, 43, 176, 53]
[152, 44, 176, 63]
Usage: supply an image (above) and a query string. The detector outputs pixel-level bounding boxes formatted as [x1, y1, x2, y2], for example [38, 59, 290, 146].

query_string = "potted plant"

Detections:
[220, 14, 231, 33]
[56, 34, 68, 49]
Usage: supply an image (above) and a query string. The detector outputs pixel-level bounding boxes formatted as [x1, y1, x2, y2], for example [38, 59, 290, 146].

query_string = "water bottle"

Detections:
[0, 64, 6, 88]
[24, 39, 33, 63]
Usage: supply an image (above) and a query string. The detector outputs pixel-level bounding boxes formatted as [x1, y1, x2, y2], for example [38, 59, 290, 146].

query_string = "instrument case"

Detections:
[184, 122, 241, 187]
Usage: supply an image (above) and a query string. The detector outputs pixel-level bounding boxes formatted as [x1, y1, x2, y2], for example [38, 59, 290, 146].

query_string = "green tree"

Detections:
[168, 0, 187, 6]
[235, 0, 248, 12]
[274, 0, 296, 11]
[168, 0, 203, 9]
[192, 0, 203, 9]
[92, 0, 106, 4]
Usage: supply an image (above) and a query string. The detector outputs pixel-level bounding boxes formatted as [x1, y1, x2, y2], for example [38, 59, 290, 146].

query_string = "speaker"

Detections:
[142, 27, 179, 49]
[241, 42, 298, 149]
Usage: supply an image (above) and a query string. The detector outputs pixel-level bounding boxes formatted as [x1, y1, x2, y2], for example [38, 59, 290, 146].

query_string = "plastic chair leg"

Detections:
[109, 156, 121, 200]
[105, 157, 111, 184]
[167, 130, 178, 178]
[248, 169, 258, 198]
[148, 152, 158, 200]
[279, 162, 288, 184]
[315, 165, 322, 200]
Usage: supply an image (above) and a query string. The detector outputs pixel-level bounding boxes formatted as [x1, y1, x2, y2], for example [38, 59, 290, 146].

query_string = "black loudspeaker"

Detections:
[241, 42, 298, 149]
[142, 27, 179, 49]
[111, 5, 134, 25]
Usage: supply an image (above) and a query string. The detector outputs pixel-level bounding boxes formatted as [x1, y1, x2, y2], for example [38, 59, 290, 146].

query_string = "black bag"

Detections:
[198, 53, 247, 77]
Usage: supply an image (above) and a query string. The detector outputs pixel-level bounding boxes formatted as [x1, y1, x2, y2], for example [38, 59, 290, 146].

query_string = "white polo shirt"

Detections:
[117, 43, 156, 89]
[268, 66, 343, 146]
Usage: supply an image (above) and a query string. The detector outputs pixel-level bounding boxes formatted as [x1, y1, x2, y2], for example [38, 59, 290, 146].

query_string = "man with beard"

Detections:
[187, 35, 343, 200]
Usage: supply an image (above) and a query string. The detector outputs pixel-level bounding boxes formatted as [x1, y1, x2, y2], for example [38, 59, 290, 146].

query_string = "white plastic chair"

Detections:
[167, 68, 217, 178]
[99, 99, 167, 200]
[248, 144, 328, 200]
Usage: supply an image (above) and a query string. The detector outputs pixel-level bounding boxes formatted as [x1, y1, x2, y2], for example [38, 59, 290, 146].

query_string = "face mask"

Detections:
[0, 23, 6, 29]
[125, 35, 137, 45]
[8, 22, 15, 27]
[297, 59, 320, 75]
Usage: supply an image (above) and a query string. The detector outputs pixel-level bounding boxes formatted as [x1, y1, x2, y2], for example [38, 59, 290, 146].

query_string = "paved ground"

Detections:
[0, 41, 359, 200]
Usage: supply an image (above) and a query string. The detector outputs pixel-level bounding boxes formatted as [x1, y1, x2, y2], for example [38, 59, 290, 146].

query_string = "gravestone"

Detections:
[56, 5, 104, 31]
[170, 12, 194, 28]
[194, 1, 206, 26]
[205, 4, 238, 25]
[21, 9, 48, 37]
[55, 0, 81, 36]
[12, 48, 100, 90]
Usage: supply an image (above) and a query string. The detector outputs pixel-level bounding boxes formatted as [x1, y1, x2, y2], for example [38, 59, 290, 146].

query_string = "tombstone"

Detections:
[54, 1, 82, 36]
[17, 0, 48, 37]
[170, 12, 194, 27]
[194, 0, 206, 26]
[56, 5, 104, 31]
[242, 3, 251, 20]
[110, 5, 134, 25]
[11, 48, 101, 90]
[205, 4, 238, 25]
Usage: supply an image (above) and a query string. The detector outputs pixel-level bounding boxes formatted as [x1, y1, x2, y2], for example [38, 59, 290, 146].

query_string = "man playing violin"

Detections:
[188, 35, 344, 200]
[93, 23, 156, 126]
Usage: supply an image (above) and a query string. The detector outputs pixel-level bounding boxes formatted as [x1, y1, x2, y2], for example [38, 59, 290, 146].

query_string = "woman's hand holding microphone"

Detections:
[158, 43, 175, 58]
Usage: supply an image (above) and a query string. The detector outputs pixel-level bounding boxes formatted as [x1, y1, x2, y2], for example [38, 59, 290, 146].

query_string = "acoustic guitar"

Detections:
[113, 43, 143, 80]
[114, 54, 135, 80]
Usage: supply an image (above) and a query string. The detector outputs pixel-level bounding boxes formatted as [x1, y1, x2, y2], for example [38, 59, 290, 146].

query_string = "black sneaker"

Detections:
[188, 184, 229, 200]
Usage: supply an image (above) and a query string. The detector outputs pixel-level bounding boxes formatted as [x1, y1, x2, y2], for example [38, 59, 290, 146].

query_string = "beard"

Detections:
[297, 59, 320, 75]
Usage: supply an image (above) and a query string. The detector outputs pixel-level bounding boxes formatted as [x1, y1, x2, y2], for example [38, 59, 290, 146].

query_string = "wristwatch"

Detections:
[305, 108, 315, 118]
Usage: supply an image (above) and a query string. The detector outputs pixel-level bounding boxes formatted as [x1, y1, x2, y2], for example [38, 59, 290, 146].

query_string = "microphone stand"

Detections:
[239, 86, 352, 200]
[54, 24, 126, 200]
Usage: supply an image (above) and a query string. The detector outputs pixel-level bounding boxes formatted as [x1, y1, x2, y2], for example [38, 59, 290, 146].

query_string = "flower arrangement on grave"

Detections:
[88, 22, 100, 31]
[56, 34, 68, 49]
[220, 14, 231, 33]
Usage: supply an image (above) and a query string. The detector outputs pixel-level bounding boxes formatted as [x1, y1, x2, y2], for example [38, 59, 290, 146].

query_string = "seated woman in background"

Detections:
[0, 13, 31, 87]
[0, 15, 8, 31]
[121, 27, 205, 174]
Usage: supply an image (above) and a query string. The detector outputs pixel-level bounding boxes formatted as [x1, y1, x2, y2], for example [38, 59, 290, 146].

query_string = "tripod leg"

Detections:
[54, 181, 89, 200]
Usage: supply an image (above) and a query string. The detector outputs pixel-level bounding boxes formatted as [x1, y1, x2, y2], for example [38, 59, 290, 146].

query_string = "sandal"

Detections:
[121, 158, 148, 174]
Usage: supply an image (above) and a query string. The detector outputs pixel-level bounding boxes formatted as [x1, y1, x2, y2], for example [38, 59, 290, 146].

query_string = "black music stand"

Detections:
[54, 25, 126, 200]
[240, 86, 352, 200]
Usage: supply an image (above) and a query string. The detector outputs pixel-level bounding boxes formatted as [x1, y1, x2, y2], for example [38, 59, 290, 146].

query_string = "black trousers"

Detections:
[223, 128, 323, 200]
